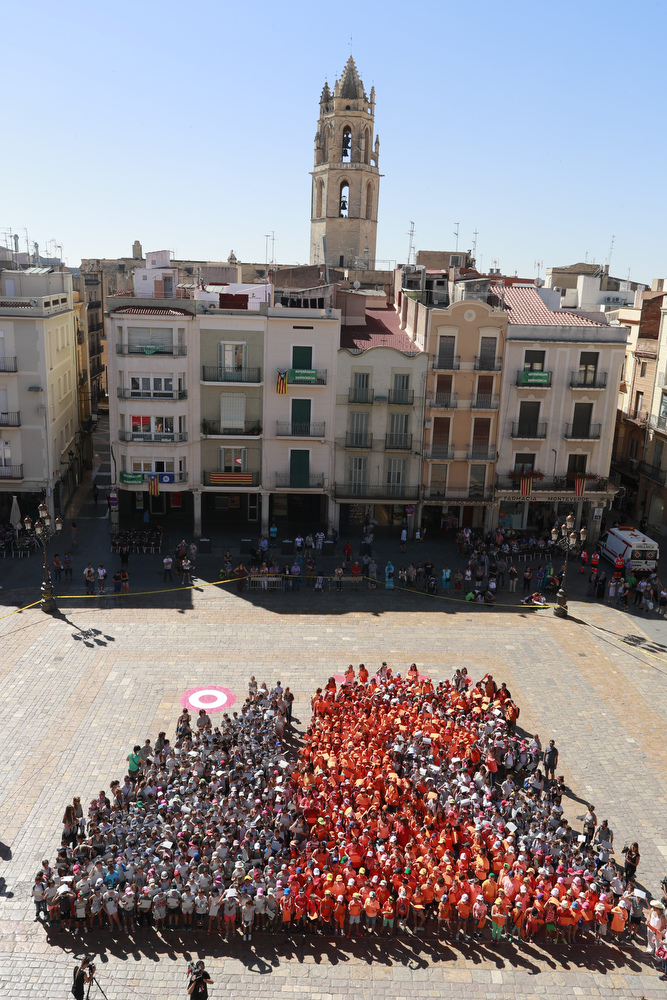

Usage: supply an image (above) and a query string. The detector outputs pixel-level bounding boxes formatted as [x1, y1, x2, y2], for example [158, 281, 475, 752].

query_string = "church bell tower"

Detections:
[309, 57, 380, 269]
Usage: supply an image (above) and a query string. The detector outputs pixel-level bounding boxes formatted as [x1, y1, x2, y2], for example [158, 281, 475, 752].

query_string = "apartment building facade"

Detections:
[107, 277, 341, 533]
[334, 305, 426, 532]
[495, 286, 626, 537]
[611, 289, 667, 531]
[0, 268, 80, 519]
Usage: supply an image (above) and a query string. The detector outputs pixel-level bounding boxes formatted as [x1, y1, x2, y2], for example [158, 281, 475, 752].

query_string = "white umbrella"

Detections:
[10, 495, 21, 531]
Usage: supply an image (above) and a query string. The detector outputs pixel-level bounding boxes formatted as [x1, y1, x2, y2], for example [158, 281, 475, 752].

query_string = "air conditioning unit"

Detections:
[613, 297, 620, 303]
[375, 394, 387, 402]
[629, 458, 639, 470]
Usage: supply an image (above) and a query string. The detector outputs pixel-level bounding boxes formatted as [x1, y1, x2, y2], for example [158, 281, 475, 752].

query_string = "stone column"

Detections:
[260, 492, 270, 535]
[193, 491, 202, 536]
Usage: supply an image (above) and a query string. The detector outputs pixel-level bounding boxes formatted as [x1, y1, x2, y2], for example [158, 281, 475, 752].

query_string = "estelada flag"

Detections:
[148, 473, 159, 497]
[276, 369, 288, 394]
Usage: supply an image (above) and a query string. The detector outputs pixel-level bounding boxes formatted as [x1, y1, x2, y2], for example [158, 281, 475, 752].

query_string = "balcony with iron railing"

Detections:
[570, 371, 608, 389]
[474, 355, 502, 371]
[516, 369, 552, 387]
[387, 388, 415, 405]
[348, 387, 375, 403]
[0, 357, 17, 373]
[385, 432, 413, 450]
[495, 473, 611, 492]
[203, 470, 260, 487]
[334, 482, 420, 500]
[119, 430, 188, 443]
[78, 370, 88, 386]
[466, 444, 496, 460]
[275, 472, 325, 489]
[345, 432, 373, 449]
[423, 444, 455, 460]
[564, 422, 601, 440]
[510, 422, 547, 439]
[431, 355, 461, 371]
[202, 420, 262, 437]
[638, 460, 667, 485]
[0, 464, 23, 479]
[423, 485, 493, 501]
[201, 365, 262, 383]
[118, 388, 188, 400]
[117, 343, 187, 356]
[0, 411, 20, 427]
[428, 392, 458, 409]
[88, 321, 104, 334]
[276, 421, 325, 437]
[470, 393, 499, 409]
[90, 362, 106, 379]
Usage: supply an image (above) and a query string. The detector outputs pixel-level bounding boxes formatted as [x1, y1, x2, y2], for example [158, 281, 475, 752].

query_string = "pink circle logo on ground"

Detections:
[180, 686, 236, 713]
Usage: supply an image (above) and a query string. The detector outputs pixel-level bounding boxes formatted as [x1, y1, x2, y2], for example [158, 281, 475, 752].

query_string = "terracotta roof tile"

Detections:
[110, 306, 192, 317]
[495, 287, 607, 328]
[340, 307, 420, 353]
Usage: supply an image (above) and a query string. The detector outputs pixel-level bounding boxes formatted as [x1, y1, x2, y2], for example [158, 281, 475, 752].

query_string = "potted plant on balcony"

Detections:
[250, 421, 261, 435]
[202, 419, 214, 436]
[506, 468, 545, 484]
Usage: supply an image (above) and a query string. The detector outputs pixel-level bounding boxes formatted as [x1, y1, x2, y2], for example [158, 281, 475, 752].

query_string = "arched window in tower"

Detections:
[339, 181, 350, 218]
[342, 126, 352, 162]
[365, 181, 374, 220]
[316, 179, 324, 218]
[364, 127, 370, 165]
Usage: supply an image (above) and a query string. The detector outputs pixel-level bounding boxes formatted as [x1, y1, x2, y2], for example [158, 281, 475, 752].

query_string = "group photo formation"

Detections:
[37, 668, 667, 979]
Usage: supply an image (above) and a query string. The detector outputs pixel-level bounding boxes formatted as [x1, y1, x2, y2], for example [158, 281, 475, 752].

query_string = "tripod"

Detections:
[86, 975, 110, 1000]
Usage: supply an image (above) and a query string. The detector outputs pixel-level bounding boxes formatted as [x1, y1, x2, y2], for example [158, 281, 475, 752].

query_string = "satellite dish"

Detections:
[325, 306, 333, 316]
[353, 280, 361, 289]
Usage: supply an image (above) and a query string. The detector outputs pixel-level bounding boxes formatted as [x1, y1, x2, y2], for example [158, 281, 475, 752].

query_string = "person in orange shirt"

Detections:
[482, 873, 497, 905]
[508, 900, 525, 941]
[524, 905, 543, 943]
[455, 893, 471, 941]
[491, 897, 506, 942]
[344, 664, 355, 685]
[347, 892, 362, 937]
[319, 890, 334, 933]
[437, 893, 451, 937]
[333, 895, 347, 936]
[395, 888, 410, 933]
[556, 898, 573, 945]
[411, 886, 427, 932]
[609, 900, 627, 942]
[381, 894, 395, 936]
[471, 894, 487, 938]
[279, 889, 293, 933]
[358, 664, 369, 684]
[364, 890, 381, 933]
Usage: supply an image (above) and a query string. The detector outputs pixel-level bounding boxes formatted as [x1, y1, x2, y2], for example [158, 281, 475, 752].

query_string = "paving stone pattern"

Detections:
[1, 585, 666, 999]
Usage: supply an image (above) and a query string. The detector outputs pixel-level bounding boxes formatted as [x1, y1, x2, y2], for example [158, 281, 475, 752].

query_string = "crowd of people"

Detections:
[32, 666, 666, 978]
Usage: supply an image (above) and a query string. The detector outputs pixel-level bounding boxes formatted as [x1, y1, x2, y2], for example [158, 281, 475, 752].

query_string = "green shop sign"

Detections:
[289, 368, 317, 383]
[120, 471, 144, 484]
[519, 370, 550, 385]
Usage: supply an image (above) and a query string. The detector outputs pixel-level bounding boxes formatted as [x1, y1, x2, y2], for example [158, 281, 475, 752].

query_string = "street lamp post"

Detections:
[23, 502, 63, 614]
[551, 512, 587, 618]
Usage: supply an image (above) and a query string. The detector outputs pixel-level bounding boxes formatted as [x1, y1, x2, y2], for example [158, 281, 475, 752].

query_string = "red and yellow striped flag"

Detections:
[148, 474, 159, 497]
[276, 369, 288, 394]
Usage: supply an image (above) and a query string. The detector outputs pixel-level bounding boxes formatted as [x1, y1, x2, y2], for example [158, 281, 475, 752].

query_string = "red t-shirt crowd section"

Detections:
[36, 665, 658, 956]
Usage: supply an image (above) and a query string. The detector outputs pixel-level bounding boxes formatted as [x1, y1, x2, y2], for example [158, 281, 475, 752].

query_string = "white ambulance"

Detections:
[597, 525, 659, 571]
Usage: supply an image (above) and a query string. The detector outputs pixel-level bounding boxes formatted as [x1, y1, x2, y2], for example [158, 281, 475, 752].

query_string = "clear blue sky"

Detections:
[2, 0, 665, 282]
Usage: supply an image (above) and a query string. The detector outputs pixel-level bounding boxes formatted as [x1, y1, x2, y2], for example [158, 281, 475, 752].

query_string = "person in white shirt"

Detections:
[207, 889, 221, 933]
[103, 888, 121, 929]
[181, 886, 195, 929]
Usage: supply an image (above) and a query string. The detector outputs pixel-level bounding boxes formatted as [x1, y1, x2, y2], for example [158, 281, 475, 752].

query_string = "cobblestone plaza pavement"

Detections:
[1, 579, 667, 1000]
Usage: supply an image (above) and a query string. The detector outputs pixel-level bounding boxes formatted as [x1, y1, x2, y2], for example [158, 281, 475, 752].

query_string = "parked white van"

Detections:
[597, 525, 659, 571]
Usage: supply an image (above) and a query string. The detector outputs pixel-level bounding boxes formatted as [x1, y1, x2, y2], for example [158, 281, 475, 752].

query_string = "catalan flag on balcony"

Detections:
[574, 475, 586, 497]
[147, 473, 160, 497]
[276, 368, 288, 394]
[520, 474, 533, 498]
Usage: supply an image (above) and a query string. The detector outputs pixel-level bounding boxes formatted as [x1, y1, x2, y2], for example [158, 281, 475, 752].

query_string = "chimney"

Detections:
[132, 240, 143, 260]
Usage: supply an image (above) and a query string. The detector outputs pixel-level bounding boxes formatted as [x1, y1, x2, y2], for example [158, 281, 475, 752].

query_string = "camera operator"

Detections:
[187, 961, 213, 999]
[72, 956, 94, 1000]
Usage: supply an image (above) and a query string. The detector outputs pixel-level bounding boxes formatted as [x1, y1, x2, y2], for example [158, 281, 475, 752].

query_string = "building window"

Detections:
[219, 447, 247, 472]
[579, 351, 599, 384]
[523, 350, 545, 371]
[365, 181, 373, 220]
[339, 181, 349, 218]
[348, 455, 367, 493]
[567, 454, 587, 478]
[342, 125, 352, 161]
[130, 375, 174, 398]
[641, 361, 648, 378]
[513, 454, 536, 474]
[364, 126, 370, 165]
[220, 393, 246, 432]
[219, 342, 246, 369]
[316, 180, 324, 218]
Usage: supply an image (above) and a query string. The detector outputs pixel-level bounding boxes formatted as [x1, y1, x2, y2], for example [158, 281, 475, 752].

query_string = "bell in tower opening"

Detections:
[309, 56, 380, 270]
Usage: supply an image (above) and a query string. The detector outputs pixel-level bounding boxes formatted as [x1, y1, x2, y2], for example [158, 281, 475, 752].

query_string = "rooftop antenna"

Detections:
[534, 259, 544, 281]
[584, 250, 589, 263]
[472, 228, 479, 261]
[453, 222, 460, 253]
[606, 234, 615, 271]
[264, 232, 275, 280]
[406, 221, 415, 266]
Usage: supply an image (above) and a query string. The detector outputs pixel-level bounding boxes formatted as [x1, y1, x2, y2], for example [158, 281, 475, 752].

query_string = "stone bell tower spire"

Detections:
[309, 57, 380, 269]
